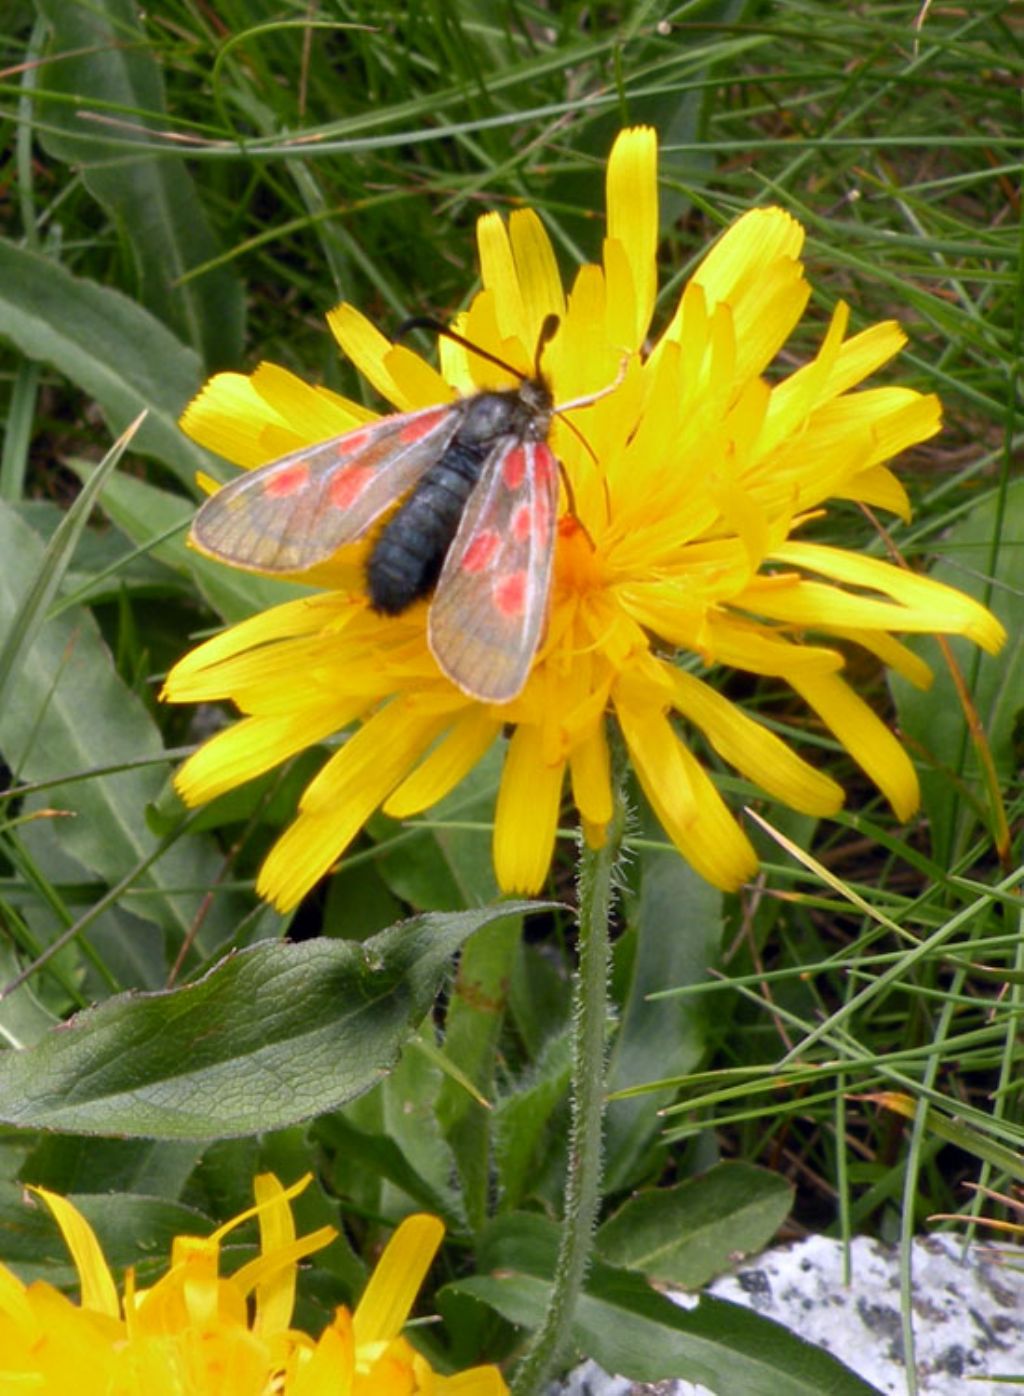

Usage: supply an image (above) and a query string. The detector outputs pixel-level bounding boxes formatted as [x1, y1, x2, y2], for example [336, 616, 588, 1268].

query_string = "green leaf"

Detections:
[13, 499, 174, 603]
[492, 1025, 571, 1210]
[374, 1025, 465, 1225]
[0, 943, 59, 1050]
[453, 1213, 881, 1394]
[0, 1180, 209, 1286]
[0, 415, 140, 711]
[0, 904, 543, 1138]
[892, 479, 1024, 863]
[596, 1162, 794, 1289]
[36, 0, 245, 368]
[24, 1133, 201, 1201]
[605, 823, 723, 1191]
[314, 1111, 463, 1228]
[0, 239, 211, 483]
[0, 500, 247, 946]
[436, 914, 521, 1229]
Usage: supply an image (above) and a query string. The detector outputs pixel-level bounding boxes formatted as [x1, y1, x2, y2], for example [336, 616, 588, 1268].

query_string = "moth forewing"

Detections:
[188, 404, 461, 573]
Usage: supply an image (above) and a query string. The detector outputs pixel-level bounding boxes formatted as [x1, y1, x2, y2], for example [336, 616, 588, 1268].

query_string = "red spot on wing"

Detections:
[511, 502, 533, 544]
[501, 446, 528, 491]
[533, 446, 557, 486]
[328, 464, 374, 508]
[461, 530, 501, 573]
[264, 462, 311, 498]
[337, 429, 370, 456]
[400, 408, 447, 443]
[493, 570, 527, 618]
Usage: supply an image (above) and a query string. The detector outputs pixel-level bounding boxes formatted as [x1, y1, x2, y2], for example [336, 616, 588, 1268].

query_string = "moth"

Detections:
[190, 319, 607, 704]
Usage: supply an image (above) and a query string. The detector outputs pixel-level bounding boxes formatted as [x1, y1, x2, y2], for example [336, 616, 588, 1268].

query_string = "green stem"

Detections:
[511, 786, 624, 1395]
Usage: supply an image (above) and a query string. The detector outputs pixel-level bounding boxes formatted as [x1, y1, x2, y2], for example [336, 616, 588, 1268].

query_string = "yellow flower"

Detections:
[163, 127, 1005, 911]
[0, 1174, 506, 1394]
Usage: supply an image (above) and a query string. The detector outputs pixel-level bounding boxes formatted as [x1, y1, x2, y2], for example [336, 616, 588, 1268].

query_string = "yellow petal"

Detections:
[162, 595, 349, 695]
[327, 302, 449, 410]
[829, 627, 935, 689]
[435, 1367, 511, 1394]
[174, 703, 363, 806]
[180, 370, 299, 470]
[352, 1215, 443, 1346]
[0, 1261, 34, 1330]
[257, 704, 448, 909]
[768, 542, 1007, 652]
[477, 211, 526, 344]
[789, 670, 919, 819]
[251, 1174, 296, 1338]
[290, 1316, 355, 1396]
[605, 125, 658, 350]
[493, 724, 565, 892]
[569, 723, 613, 826]
[836, 464, 911, 521]
[667, 667, 843, 815]
[384, 707, 500, 817]
[614, 681, 696, 834]
[694, 206, 805, 305]
[509, 207, 565, 350]
[30, 1187, 120, 1319]
[250, 361, 372, 442]
[616, 691, 758, 890]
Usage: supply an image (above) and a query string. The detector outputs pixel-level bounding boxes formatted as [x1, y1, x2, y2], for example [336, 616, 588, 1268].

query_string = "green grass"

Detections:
[0, 1, 1020, 1389]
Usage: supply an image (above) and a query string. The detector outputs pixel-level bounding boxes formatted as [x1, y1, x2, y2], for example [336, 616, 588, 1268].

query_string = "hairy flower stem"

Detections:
[511, 781, 625, 1395]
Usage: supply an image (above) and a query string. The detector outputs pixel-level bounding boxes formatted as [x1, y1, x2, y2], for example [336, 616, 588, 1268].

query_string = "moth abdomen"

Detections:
[367, 440, 487, 614]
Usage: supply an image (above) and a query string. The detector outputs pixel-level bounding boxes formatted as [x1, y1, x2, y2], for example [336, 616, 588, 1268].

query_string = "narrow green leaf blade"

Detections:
[0, 414, 141, 712]
[892, 480, 1023, 861]
[0, 501, 246, 944]
[36, 0, 245, 367]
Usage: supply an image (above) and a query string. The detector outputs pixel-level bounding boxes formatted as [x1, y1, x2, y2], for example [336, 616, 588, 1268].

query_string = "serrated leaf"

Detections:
[597, 1162, 794, 1288]
[452, 1213, 881, 1394]
[493, 1025, 571, 1209]
[0, 240, 212, 483]
[36, 0, 245, 368]
[0, 904, 543, 1138]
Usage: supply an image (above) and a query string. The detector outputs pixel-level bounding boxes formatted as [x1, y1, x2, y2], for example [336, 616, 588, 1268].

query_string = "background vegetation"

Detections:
[0, 1, 1019, 1388]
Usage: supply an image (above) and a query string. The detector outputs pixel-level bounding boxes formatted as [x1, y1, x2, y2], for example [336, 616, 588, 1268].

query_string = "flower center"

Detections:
[555, 515, 603, 598]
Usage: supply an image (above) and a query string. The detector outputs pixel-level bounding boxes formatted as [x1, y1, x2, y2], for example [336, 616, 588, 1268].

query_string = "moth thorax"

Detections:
[458, 381, 552, 447]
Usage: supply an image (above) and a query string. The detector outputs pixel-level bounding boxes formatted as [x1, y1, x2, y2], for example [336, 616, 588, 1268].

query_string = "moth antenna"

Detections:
[533, 313, 561, 377]
[397, 313, 563, 386]
[552, 353, 629, 465]
[552, 353, 629, 533]
[396, 316, 528, 381]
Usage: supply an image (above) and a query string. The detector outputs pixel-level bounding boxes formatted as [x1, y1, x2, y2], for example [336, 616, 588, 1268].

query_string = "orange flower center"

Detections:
[554, 515, 604, 599]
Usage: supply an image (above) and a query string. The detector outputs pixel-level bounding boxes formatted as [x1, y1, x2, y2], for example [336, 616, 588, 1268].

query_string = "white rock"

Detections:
[551, 1234, 1024, 1396]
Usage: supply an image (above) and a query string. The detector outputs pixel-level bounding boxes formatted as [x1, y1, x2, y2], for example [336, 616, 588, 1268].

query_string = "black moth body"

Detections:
[366, 378, 554, 615]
